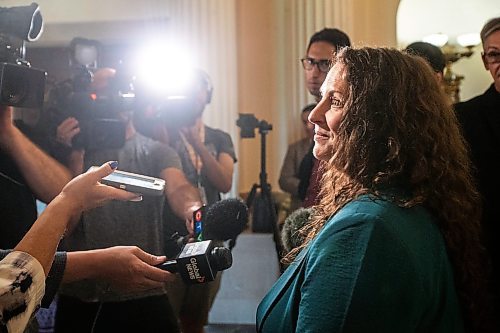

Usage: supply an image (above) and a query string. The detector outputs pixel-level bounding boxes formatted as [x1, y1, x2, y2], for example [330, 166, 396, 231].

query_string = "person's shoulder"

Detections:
[318, 196, 383, 235]
[333, 195, 395, 219]
[455, 96, 482, 112]
[323, 195, 428, 234]
[205, 125, 232, 140]
[205, 126, 237, 160]
[454, 85, 494, 114]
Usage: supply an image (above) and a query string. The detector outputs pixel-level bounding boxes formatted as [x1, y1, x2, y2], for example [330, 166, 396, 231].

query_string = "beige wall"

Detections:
[235, 0, 280, 193]
[350, 0, 399, 47]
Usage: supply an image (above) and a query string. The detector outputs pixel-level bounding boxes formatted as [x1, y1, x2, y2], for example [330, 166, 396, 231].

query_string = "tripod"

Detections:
[245, 122, 285, 272]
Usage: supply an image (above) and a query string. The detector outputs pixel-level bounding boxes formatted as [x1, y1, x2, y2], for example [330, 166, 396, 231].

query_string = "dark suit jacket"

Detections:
[455, 84, 500, 290]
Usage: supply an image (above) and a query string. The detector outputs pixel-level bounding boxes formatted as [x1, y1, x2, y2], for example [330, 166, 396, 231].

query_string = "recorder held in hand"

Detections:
[89, 166, 165, 196]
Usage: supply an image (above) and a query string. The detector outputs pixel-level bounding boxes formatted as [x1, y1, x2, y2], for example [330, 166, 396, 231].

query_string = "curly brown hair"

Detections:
[285, 47, 491, 332]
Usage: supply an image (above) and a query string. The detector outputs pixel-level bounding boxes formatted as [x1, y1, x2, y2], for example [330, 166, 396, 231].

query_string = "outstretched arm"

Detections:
[161, 167, 203, 233]
[14, 162, 139, 274]
[0, 162, 139, 333]
[62, 246, 175, 293]
[0, 106, 72, 203]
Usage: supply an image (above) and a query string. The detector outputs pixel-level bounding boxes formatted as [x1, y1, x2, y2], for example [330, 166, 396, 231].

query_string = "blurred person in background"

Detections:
[298, 28, 351, 208]
[54, 67, 202, 333]
[278, 103, 315, 212]
[455, 16, 500, 319]
[143, 69, 237, 333]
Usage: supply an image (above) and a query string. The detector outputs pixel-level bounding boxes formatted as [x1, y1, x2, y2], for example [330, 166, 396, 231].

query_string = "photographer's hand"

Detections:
[181, 126, 203, 149]
[56, 117, 80, 147]
[180, 125, 234, 193]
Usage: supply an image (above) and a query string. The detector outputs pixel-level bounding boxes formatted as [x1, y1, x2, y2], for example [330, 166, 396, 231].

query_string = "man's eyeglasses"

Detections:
[483, 51, 500, 64]
[301, 58, 331, 73]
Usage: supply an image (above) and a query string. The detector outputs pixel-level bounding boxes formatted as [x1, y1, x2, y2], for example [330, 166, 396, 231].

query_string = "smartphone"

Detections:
[89, 166, 165, 196]
[193, 206, 206, 242]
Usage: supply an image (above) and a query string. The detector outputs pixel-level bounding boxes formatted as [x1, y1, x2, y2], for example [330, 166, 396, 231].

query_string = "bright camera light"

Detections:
[132, 41, 196, 97]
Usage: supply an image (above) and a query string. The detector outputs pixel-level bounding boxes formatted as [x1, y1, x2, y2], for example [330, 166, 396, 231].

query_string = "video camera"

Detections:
[134, 68, 212, 131]
[48, 68, 133, 151]
[49, 39, 213, 150]
[0, 2, 46, 109]
[48, 38, 135, 151]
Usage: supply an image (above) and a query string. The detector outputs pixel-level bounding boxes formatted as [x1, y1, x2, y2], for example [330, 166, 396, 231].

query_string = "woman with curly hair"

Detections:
[257, 47, 493, 333]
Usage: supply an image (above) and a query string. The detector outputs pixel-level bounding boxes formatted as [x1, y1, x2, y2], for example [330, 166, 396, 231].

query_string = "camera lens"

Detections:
[1, 68, 28, 105]
[0, 63, 45, 108]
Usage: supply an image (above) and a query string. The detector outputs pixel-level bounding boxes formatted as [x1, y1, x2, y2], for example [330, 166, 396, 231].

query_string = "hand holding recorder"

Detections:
[88, 166, 165, 196]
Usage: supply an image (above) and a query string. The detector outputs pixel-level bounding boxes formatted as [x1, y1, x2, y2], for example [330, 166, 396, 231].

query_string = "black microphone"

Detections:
[203, 198, 249, 241]
[281, 207, 314, 252]
[157, 240, 232, 284]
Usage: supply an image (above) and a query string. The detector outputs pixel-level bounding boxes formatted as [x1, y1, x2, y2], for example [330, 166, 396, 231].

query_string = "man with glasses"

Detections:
[301, 28, 351, 102]
[455, 16, 500, 318]
[297, 28, 351, 208]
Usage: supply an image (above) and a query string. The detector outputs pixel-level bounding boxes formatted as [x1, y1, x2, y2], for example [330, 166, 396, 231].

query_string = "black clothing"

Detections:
[0, 151, 38, 249]
[455, 83, 500, 309]
[0, 150, 67, 308]
[55, 294, 180, 333]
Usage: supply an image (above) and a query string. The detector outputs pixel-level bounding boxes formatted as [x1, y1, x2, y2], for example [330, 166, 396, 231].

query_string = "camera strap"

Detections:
[198, 183, 208, 206]
[179, 122, 207, 205]
[179, 123, 205, 173]
[0, 170, 25, 187]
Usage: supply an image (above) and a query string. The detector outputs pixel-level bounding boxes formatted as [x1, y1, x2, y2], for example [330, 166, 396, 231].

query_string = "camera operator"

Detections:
[42, 67, 118, 176]
[145, 69, 237, 333]
[54, 67, 203, 332]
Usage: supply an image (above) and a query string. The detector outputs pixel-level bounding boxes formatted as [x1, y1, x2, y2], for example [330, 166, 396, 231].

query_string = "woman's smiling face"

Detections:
[308, 62, 348, 162]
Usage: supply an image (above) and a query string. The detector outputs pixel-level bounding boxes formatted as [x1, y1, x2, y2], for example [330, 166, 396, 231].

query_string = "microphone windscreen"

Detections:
[281, 207, 314, 252]
[203, 198, 249, 241]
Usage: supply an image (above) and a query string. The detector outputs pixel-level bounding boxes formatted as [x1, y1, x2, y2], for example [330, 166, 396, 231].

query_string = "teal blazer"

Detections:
[257, 196, 463, 333]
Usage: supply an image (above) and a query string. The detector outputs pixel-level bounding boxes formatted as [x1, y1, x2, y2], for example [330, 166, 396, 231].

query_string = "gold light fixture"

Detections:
[423, 32, 481, 103]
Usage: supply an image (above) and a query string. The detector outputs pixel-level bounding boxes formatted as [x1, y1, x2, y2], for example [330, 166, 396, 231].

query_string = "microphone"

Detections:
[172, 198, 249, 245]
[203, 198, 249, 241]
[281, 207, 314, 252]
[157, 240, 232, 284]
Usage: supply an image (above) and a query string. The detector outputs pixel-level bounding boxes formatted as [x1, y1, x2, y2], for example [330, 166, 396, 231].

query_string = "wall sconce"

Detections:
[423, 32, 481, 103]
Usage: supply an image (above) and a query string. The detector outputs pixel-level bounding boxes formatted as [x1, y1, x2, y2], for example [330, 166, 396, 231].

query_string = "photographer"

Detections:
[54, 68, 203, 332]
[148, 69, 237, 333]
[43, 67, 117, 176]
